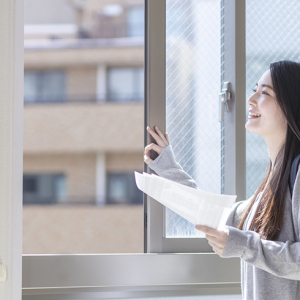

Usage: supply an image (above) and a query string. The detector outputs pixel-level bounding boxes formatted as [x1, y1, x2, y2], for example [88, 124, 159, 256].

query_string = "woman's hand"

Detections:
[195, 225, 229, 256]
[144, 126, 169, 165]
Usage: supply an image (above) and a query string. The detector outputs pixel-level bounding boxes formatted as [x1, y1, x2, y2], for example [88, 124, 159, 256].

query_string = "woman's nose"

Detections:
[247, 94, 257, 107]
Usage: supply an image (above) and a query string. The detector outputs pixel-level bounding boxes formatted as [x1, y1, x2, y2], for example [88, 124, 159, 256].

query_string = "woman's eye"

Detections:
[251, 88, 268, 95]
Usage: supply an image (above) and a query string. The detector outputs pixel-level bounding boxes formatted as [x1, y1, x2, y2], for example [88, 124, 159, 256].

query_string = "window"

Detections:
[23, 173, 66, 204]
[127, 6, 144, 37]
[1, 0, 251, 298]
[21, 0, 241, 296]
[107, 172, 143, 204]
[107, 67, 144, 101]
[24, 70, 66, 103]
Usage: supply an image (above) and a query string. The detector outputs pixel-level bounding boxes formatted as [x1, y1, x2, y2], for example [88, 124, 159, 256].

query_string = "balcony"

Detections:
[24, 38, 144, 68]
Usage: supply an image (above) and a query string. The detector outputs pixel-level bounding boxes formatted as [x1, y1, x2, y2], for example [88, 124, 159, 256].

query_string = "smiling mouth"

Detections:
[249, 112, 261, 117]
[248, 112, 261, 118]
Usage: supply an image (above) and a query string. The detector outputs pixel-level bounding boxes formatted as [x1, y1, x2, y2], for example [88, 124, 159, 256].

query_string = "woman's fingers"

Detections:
[147, 126, 167, 147]
[206, 235, 223, 247]
[208, 240, 219, 249]
[144, 126, 169, 165]
[166, 132, 169, 144]
[144, 143, 163, 156]
[144, 154, 153, 165]
[195, 225, 218, 237]
[154, 126, 169, 146]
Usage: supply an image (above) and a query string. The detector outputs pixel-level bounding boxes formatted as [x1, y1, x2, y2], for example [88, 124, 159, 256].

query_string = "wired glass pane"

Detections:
[165, 0, 224, 237]
[246, 0, 300, 198]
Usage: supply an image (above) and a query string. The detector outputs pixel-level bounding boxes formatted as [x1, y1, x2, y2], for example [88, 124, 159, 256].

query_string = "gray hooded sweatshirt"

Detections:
[148, 145, 300, 300]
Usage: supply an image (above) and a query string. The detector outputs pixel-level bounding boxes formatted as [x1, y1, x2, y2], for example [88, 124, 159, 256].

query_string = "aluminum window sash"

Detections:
[22, 285, 241, 300]
[145, 0, 246, 253]
[144, 0, 166, 253]
[22, 254, 241, 299]
[222, 0, 246, 201]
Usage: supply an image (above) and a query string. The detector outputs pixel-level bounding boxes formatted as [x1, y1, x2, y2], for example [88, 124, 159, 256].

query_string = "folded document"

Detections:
[134, 171, 237, 229]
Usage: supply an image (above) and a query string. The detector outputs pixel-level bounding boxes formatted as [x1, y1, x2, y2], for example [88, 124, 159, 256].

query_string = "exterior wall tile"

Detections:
[24, 103, 144, 153]
[106, 152, 143, 172]
[23, 205, 143, 254]
[67, 66, 98, 97]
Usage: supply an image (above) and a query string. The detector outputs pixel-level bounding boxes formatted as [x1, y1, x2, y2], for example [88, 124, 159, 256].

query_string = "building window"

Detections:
[23, 173, 66, 204]
[107, 173, 143, 204]
[127, 6, 144, 37]
[24, 70, 66, 103]
[107, 68, 144, 102]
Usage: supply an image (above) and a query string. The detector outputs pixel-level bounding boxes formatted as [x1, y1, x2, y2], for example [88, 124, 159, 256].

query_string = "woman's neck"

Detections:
[265, 138, 284, 169]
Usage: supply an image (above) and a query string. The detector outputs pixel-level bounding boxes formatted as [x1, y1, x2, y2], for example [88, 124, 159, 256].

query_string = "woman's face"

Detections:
[245, 69, 287, 139]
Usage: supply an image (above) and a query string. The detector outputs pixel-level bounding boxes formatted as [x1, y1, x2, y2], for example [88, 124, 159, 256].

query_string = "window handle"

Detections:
[0, 261, 7, 286]
[219, 81, 231, 122]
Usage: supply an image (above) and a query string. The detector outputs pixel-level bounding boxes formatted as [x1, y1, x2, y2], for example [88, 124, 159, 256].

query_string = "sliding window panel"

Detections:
[145, 0, 246, 253]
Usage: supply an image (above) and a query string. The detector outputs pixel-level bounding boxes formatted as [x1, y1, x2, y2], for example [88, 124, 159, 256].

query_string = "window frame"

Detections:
[22, 253, 241, 299]
[0, 0, 23, 298]
[23, 173, 66, 205]
[145, 0, 247, 253]
[106, 172, 143, 204]
[24, 69, 66, 104]
[106, 67, 144, 102]
[127, 5, 145, 38]
[2, 0, 246, 298]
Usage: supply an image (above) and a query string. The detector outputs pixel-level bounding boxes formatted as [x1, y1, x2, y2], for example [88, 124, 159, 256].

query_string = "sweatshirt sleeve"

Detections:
[225, 197, 253, 228]
[221, 226, 300, 280]
[148, 144, 252, 228]
[148, 144, 198, 189]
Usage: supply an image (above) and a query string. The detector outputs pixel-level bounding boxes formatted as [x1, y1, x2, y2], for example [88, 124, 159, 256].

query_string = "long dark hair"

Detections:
[237, 60, 300, 240]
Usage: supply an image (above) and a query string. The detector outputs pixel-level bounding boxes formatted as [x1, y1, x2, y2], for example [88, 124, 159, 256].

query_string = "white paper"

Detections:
[134, 171, 237, 229]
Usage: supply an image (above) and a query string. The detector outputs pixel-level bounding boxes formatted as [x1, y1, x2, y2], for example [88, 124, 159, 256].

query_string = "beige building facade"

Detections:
[23, 0, 145, 254]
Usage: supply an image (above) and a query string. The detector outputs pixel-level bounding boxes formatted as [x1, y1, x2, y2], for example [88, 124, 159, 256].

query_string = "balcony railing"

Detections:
[89, 21, 144, 39]
[24, 21, 144, 41]
[23, 195, 143, 205]
[24, 94, 144, 104]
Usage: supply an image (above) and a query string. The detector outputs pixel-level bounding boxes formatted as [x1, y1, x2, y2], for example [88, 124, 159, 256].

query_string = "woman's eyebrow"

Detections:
[255, 83, 274, 90]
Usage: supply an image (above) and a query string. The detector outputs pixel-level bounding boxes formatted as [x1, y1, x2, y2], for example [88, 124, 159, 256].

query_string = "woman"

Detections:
[144, 60, 300, 300]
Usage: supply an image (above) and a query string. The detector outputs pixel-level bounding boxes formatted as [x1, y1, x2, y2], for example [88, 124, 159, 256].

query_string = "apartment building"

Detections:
[23, 0, 145, 254]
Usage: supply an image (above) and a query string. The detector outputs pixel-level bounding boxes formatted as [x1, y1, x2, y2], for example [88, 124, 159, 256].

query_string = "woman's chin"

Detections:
[245, 122, 260, 134]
